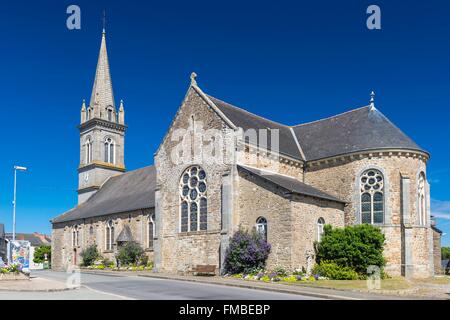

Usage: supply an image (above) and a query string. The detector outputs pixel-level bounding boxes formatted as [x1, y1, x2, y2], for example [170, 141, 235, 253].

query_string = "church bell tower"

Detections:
[77, 29, 126, 204]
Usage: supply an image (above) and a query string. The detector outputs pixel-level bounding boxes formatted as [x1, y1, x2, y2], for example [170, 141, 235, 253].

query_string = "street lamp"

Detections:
[12, 165, 27, 241]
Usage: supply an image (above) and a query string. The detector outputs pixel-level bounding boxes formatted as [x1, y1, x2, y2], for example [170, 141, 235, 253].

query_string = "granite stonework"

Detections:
[154, 87, 230, 274]
[51, 30, 440, 279]
[236, 170, 344, 271]
[304, 154, 433, 278]
[51, 209, 154, 270]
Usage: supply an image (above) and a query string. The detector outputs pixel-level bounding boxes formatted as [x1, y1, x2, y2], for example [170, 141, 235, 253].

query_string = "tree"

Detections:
[33, 245, 51, 264]
[315, 224, 386, 276]
[223, 227, 271, 274]
[80, 245, 100, 266]
[442, 247, 450, 260]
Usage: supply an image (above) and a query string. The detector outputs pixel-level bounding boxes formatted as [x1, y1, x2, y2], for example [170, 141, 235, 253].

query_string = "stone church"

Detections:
[51, 30, 441, 278]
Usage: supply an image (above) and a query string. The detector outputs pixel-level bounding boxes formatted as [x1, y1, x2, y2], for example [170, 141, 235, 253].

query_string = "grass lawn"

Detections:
[285, 277, 411, 291]
[413, 276, 450, 285]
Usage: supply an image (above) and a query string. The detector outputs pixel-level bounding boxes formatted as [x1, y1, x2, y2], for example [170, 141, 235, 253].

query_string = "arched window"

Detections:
[418, 173, 427, 226]
[85, 138, 93, 164]
[256, 217, 267, 240]
[106, 220, 114, 251]
[72, 225, 79, 247]
[179, 166, 207, 232]
[317, 217, 325, 242]
[360, 169, 384, 224]
[104, 138, 115, 164]
[148, 213, 155, 249]
[87, 108, 92, 120]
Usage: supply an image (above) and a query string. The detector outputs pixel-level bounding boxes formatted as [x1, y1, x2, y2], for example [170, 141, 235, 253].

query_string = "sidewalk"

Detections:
[0, 276, 76, 292]
[80, 269, 421, 300]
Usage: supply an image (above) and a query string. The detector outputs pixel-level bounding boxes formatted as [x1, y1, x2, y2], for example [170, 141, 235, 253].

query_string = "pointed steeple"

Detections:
[90, 30, 115, 116]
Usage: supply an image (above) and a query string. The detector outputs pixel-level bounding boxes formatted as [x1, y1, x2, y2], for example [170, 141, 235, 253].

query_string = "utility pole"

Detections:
[12, 166, 27, 241]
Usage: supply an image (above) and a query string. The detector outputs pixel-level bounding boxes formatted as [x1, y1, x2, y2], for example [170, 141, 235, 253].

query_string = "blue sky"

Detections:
[0, 1, 449, 245]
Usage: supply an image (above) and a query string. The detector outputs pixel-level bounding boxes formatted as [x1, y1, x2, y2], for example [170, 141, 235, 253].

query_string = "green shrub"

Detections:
[312, 261, 359, 280]
[442, 247, 450, 260]
[80, 245, 100, 266]
[116, 242, 145, 266]
[33, 245, 51, 264]
[315, 224, 386, 276]
[7, 264, 20, 274]
[223, 228, 271, 274]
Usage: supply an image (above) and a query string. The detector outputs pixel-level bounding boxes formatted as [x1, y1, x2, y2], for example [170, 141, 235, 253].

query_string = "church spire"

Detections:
[89, 30, 115, 114]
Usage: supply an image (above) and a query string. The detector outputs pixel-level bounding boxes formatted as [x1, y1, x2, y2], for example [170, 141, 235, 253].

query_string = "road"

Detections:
[12, 270, 323, 300]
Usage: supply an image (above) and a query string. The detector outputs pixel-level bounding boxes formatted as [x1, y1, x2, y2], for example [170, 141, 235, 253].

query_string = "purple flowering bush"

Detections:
[224, 228, 271, 274]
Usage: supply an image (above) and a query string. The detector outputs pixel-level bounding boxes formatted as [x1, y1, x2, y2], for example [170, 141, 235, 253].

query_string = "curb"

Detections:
[80, 270, 423, 300]
[0, 286, 79, 293]
[136, 273, 360, 300]
[81, 270, 352, 299]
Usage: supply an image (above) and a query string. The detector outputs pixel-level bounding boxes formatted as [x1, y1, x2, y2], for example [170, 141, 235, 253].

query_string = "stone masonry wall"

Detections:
[236, 170, 345, 271]
[290, 195, 345, 272]
[154, 87, 231, 274]
[236, 171, 293, 269]
[432, 228, 442, 274]
[51, 208, 154, 270]
[304, 153, 432, 277]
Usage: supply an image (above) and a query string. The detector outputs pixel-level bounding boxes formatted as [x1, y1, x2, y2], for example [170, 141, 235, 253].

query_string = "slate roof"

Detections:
[54, 90, 427, 224]
[293, 106, 426, 161]
[5, 233, 51, 247]
[209, 95, 304, 160]
[237, 165, 345, 203]
[208, 93, 426, 161]
[52, 166, 156, 224]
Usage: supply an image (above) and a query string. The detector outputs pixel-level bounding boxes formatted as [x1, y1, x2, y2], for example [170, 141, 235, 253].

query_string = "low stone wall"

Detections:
[0, 273, 30, 281]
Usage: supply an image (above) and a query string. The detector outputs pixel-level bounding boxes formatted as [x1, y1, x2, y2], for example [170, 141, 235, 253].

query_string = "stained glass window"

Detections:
[179, 166, 207, 232]
[360, 169, 384, 224]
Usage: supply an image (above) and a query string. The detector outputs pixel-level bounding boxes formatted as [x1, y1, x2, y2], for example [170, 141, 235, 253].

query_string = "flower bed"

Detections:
[224, 268, 328, 283]
[0, 264, 29, 281]
[82, 261, 154, 272]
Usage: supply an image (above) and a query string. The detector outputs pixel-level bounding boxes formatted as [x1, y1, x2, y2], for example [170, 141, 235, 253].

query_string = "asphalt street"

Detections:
[20, 270, 323, 300]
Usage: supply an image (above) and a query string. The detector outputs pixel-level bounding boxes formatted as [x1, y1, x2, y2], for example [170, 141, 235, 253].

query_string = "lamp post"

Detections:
[12, 166, 27, 241]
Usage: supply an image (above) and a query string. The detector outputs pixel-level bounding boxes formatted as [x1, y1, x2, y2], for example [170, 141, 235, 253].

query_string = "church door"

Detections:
[73, 249, 77, 265]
